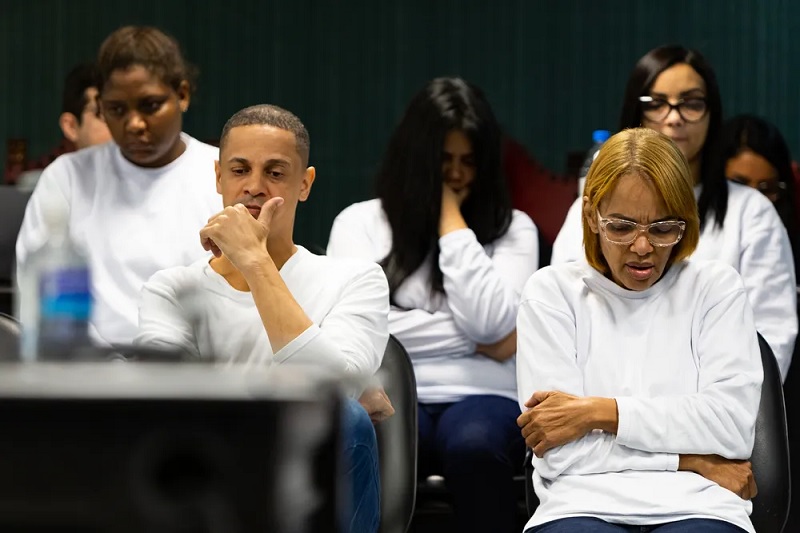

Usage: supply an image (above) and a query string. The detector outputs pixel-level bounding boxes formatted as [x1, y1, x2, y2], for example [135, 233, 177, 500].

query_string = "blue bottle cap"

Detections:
[592, 129, 611, 143]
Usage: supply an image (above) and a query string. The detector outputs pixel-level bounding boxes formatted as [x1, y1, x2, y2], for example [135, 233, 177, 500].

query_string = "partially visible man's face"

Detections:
[75, 87, 112, 149]
[215, 124, 315, 242]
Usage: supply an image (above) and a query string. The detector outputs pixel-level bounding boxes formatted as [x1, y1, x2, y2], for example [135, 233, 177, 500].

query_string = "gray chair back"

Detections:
[751, 333, 790, 532]
[0, 313, 19, 360]
[375, 335, 417, 533]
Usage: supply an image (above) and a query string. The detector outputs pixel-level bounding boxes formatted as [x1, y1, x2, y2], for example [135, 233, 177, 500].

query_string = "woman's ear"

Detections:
[583, 196, 599, 234]
[177, 80, 191, 112]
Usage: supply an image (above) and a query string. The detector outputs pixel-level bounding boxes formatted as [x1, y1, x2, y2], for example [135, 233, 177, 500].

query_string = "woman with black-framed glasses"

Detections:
[551, 45, 796, 382]
[518, 128, 761, 533]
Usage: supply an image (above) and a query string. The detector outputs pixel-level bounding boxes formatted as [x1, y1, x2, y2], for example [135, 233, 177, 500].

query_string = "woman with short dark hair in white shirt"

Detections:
[16, 26, 220, 346]
[518, 128, 762, 533]
[327, 77, 539, 533]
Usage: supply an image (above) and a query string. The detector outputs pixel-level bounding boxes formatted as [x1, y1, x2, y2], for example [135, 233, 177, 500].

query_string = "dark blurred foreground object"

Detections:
[0, 361, 343, 533]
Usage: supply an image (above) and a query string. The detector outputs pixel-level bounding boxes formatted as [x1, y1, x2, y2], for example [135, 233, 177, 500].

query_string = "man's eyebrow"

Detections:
[264, 158, 292, 166]
[227, 157, 250, 164]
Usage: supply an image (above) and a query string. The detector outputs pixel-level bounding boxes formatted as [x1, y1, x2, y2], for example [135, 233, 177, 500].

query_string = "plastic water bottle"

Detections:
[578, 129, 611, 197]
[18, 199, 92, 361]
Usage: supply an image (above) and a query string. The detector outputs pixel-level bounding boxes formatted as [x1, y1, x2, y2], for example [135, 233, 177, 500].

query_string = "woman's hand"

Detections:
[679, 454, 758, 500]
[517, 391, 618, 457]
[439, 184, 469, 236]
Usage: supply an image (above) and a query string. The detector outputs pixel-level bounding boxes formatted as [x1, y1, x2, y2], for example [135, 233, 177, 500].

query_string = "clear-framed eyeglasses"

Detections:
[639, 95, 708, 123]
[596, 210, 686, 247]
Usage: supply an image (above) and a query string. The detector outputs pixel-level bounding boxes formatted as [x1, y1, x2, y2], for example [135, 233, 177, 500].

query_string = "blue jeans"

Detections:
[418, 394, 524, 533]
[341, 398, 380, 533]
[529, 517, 747, 532]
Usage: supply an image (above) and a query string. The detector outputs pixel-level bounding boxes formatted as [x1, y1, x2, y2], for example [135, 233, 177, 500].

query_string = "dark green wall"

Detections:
[2, 0, 799, 249]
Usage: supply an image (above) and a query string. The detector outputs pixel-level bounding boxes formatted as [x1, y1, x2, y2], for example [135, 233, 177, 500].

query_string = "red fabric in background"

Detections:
[503, 138, 577, 247]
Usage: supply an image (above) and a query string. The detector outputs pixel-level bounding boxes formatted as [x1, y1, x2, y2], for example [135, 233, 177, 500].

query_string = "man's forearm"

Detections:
[244, 255, 313, 353]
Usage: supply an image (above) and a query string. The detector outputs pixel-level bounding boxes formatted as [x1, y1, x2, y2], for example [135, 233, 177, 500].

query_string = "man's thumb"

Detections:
[259, 196, 285, 223]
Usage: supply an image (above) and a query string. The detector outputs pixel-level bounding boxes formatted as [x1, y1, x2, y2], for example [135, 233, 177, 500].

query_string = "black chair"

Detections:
[525, 333, 791, 532]
[375, 335, 418, 533]
[0, 312, 19, 359]
[751, 333, 791, 532]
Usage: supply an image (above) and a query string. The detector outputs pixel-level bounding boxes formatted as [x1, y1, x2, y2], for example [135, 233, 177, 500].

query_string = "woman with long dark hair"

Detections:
[328, 77, 539, 533]
[551, 45, 796, 380]
[710, 114, 800, 278]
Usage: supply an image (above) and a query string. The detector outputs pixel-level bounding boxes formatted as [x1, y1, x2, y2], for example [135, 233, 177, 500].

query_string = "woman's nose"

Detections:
[663, 106, 684, 127]
[630, 232, 653, 255]
[125, 112, 147, 133]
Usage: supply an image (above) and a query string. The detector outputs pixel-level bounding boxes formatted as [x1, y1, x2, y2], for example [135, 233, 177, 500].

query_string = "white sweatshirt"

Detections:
[16, 134, 221, 345]
[134, 247, 389, 376]
[326, 198, 539, 403]
[550, 181, 797, 380]
[517, 259, 762, 533]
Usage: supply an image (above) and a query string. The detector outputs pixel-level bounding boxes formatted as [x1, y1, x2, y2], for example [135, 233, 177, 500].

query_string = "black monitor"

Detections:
[0, 363, 343, 533]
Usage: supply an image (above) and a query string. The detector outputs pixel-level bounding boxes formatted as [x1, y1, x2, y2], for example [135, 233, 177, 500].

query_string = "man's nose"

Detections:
[243, 175, 268, 198]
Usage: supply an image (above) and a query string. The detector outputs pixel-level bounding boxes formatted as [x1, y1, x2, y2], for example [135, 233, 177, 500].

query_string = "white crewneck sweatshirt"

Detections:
[327, 198, 539, 403]
[16, 134, 221, 345]
[517, 259, 762, 533]
[134, 247, 389, 377]
[550, 181, 797, 380]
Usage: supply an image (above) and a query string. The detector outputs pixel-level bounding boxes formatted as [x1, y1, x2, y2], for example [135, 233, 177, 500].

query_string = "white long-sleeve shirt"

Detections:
[134, 247, 389, 377]
[550, 181, 797, 380]
[16, 134, 221, 345]
[517, 259, 762, 533]
[327, 198, 539, 402]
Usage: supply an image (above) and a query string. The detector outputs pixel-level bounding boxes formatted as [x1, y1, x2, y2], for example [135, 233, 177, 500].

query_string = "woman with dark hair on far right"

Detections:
[710, 114, 800, 280]
[327, 77, 539, 533]
[551, 45, 797, 381]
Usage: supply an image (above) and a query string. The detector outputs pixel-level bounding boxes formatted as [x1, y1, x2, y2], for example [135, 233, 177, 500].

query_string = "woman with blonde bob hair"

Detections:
[582, 128, 700, 277]
[517, 128, 763, 533]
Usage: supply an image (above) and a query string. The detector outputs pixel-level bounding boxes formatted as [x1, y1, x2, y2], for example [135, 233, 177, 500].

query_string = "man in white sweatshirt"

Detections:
[134, 104, 390, 533]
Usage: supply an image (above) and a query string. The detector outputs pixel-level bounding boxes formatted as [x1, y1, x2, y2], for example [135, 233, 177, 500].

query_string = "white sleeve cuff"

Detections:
[438, 227, 478, 251]
[272, 324, 321, 364]
[615, 396, 636, 447]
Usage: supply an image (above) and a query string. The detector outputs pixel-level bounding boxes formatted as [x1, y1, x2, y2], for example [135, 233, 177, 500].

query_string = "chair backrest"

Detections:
[751, 333, 791, 532]
[0, 312, 20, 361]
[524, 448, 536, 516]
[0, 188, 31, 283]
[525, 332, 791, 532]
[374, 335, 418, 533]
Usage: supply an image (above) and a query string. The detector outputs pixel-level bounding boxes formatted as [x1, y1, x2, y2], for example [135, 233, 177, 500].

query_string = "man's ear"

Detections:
[59, 113, 79, 143]
[583, 196, 599, 234]
[298, 166, 316, 202]
[214, 160, 222, 194]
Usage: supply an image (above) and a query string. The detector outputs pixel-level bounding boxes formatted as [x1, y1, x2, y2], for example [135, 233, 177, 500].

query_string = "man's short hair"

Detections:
[62, 63, 101, 124]
[220, 105, 310, 166]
